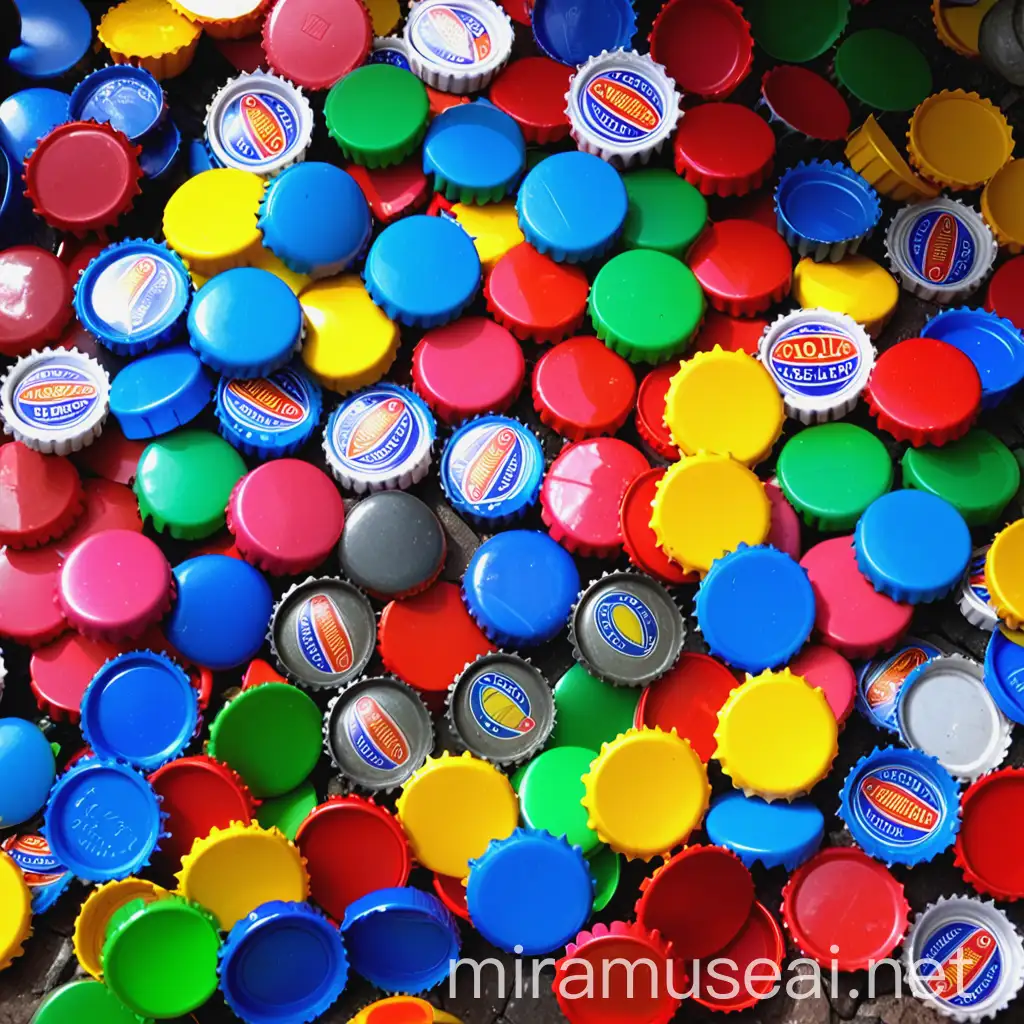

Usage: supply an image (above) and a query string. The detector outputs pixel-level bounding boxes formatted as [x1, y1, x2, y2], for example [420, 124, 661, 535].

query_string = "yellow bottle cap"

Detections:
[348, 996, 435, 1024]
[982, 159, 1024, 254]
[986, 519, 1024, 630]
[0, 851, 31, 972]
[581, 727, 710, 861]
[366, 0, 401, 35]
[72, 877, 167, 979]
[300, 274, 400, 394]
[449, 200, 525, 273]
[176, 822, 309, 930]
[908, 90, 1014, 192]
[251, 245, 313, 297]
[163, 168, 264, 279]
[844, 114, 939, 204]
[664, 347, 783, 467]
[650, 452, 771, 577]
[931, 0, 999, 57]
[999, 624, 1024, 649]
[792, 254, 899, 339]
[167, 0, 269, 38]
[395, 752, 519, 878]
[433, 1012, 464, 1023]
[97, 0, 202, 80]
[713, 668, 838, 801]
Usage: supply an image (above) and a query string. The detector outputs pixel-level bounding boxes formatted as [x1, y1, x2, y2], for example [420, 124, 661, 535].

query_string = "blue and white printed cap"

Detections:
[959, 545, 1001, 632]
[371, 36, 412, 70]
[856, 636, 944, 732]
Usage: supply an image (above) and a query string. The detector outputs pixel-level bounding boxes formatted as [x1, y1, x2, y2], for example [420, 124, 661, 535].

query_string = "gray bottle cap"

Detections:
[323, 675, 434, 792]
[958, 546, 1000, 632]
[338, 490, 446, 599]
[270, 576, 376, 690]
[448, 653, 555, 766]
[570, 572, 685, 687]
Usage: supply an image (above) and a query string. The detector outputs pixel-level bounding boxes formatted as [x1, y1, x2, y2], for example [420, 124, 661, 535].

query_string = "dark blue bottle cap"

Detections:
[530, 0, 636, 66]
[854, 490, 971, 604]
[440, 415, 543, 525]
[8, 0, 91, 79]
[704, 790, 824, 871]
[42, 760, 163, 882]
[216, 363, 322, 459]
[921, 307, 1024, 410]
[74, 239, 193, 357]
[80, 651, 198, 772]
[370, 35, 411, 70]
[68, 65, 165, 142]
[0, 144, 27, 249]
[188, 138, 216, 177]
[984, 628, 1024, 725]
[695, 544, 816, 675]
[188, 268, 303, 378]
[110, 343, 213, 439]
[165, 555, 275, 672]
[839, 746, 960, 867]
[0, 717, 56, 828]
[856, 637, 943, 732]
[462, 530, 581, 648]
[219, 900, 349, 1024]
[0, 87, 70, 167]
[466, 828, 593, 956]
[516, 151, 628, 263]
[138, 117, 181, 181]
[0, 834, 72, 913]
[364, 214, 481, 328]
[341, 886, 460, 993]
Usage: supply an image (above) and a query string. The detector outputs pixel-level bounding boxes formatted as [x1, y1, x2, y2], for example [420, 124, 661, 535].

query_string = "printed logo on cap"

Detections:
[346, 695, 410, 771]
[852, 763, 944, 848]
[296, 594, 355, 674]
[447, 424, 535, 507]
[222, 368, 311, 434]
[370, 46, 412, 70]
[13, 363, 100, 429]
[413, 5, 492, 66]
[968, 548, 990, 606]
[580, 69, 664, 145]
[1, 834, 66, 887]
[918, 922, 1003, 1008]
[768, 321, 861, 397]
[469, 671, 535, 740]
[221, 91, 299, 166]
[90, 254, 181, 336]
[859, 641, 941, 722]
[594, 591, 659, 658]
[908, 210, 976, 286]
[331, 390, 427, 477]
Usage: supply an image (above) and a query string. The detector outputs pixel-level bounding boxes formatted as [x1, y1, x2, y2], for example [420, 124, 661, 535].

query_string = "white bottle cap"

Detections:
[958, 546, 1001, 632]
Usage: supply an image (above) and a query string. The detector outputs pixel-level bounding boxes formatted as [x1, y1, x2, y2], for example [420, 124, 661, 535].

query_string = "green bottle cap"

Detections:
[512, 745, 601, 856]
[325, 64, 429, 169]
[589, 845, 620, 913]
[621, 169, 708, 259]
[102, 896, 220, 1020]
[776, 422, 894, 531]
[745, 0, 850, 63]
[833, 29, 932, 112]
[902, 429, 1021, 526]
[589, 249, 706, 365]
[256, 779, 318, 840]
[549, 663, 640, 752]
[32, 980, 148, 1024]
[208, 683, 322, 799]
[134, 429, 246, 541]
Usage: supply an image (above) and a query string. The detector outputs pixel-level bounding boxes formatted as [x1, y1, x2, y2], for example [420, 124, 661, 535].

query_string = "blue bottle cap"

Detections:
[0, 87, 70, 167]
[854, 490, 972, 604]
[0, 717, 56, 828]
[530, 0, 636, 66]
[110, 343, 213, 440]
[75, 239, 193, 357]
[42, 759, 163, 882]
[68, 65, 165, 141]
[0, 834, 72, 914]
[516, 151, 628, 263]
[341, 886, 460, 993]
[462, 530, 581, 648]
[165, 555, 275, 672]
[219, 900, 349, 1024]
[920, 307, 1024, 409]
[440, 415, 543, 525]
[258, 162, 372, 279]
[694, 544, 816, 675]
[216, 364, 322, 459]
[370, 35, 411, 69]
[704, 790, 824, 871]
[364, 214, 481, 328]
[839, 746, 960, 867]
[0, 144, 17, 247]
[856, 637, 943, 732]
[188, 268, 303, 378]
[80, 651, 198, 772]
[188, 138, 216, 177]
[139, 117, 181, 181]
[466, 828, 594, 956]
[8, 0, 91, 79]
[984, 628, 1024, 725]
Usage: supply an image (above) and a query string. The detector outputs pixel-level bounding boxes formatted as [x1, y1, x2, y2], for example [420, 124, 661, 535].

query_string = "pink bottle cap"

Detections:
[788, 643, 856, 725]
[29, 631, 123, 722]
[54, 479, 142, 558]
[0, 544, 67, 647]
[765, 481, 801, 561]
[72, 422, 146, 486]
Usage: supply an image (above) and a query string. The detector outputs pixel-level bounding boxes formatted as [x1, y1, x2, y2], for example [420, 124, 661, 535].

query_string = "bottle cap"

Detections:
[31, 979, 143, 1024]
[2, 833, 71, 914]
[0, 851, 31, 971]
[43, 760, 163, 881]
[581, 727, 710, 860]
[396, 751, 519, 877]
[986, 254, 1024, 331]
[834, 28, 932, 112]
[856, 636, 942, 731]
[68, 65, 164, 143]
[446, 198, 524, 271]
[956, 768, 1024, 900]
[705, 790, 823, 871]
[987, 625, 1024, 725]
[619, 469, 693, 585]
[865, 336, 982, 446]
[759, 65, 850, 141]
[743, 0, 848, 61]
[0, 88, 70, 170]
[0, 545, 67, 647]
[342, 887, 460, 992]
[959, 546, 1001, 632]
[845, 112, 940, 205]
[370, 34, 412, 68]
[488, 56, 571, 143]
[97, 0, 201, 80]
[904, 895, 1024, 1020]
[350, 998, 438, 1024]
[467, 829, 593, 955]
[516, 151, 628, 263]
[791, 255, 899, 340]
[0, 441, 84, 549]
[633, 364, 679, 463]
[765, 480, 802, 561]
[169, 0, 269, 35]
[256, 776, 341, 838]
[621, 169, 707, 258]
[933, 0, 992, 57]
[787, 644, 854, 724]
[345, 158, 430, 223]
[885, 197, 997, 304]
[404, 0, 514, 93]
[550, 663, 639, 753]
[987, 520, 1024, 630]
[0, 717, 55, 828]
[0, 247, 73, 359]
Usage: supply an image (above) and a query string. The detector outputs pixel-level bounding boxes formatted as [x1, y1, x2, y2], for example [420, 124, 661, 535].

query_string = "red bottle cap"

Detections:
[30, 632, 121, 721]
[23, 121, 142, 237]
[672, 102, 775, 197]
[765, 480, 801, 561]
[687, 219, 792, 316]
[242, 658, 290, 690]
[865, 337, 981, 447]
[0, 247, 73, 358]
[345, 160, 430, 224]
[532, 336, 637, 440]
[731, 190, 779, 232]
[433, 872, 471, 921]
[58, 238, 104, 280]
[412, 317, 526, 425]
[0, 443, 83, 549]
[760, 65, 851, 142]
[262, 0, 371, 91]
[498, 0, 530, 24]
[54, 479, 142, 558]
[214, 35, 268, 74]
[295, 795, 412, 920]
[782, 847, 909, 971]
[57, 530, 173, 642]
[541, 438, 649, 557]
[955, 768, 1024, 900]
[72, 422, 145, 486]
[985, 255, 1024, 333]
[620, 468, 695, 585]
[650, 0, 753, 100]
[634, 364, 680, 462]
[691, 309, 767, 356]
[227, 460, 345, 576]
[0, 544, 67, 647]
[634, 652, 737, 761]
[192, 531, 243, 561]
[788, 644, 855, 725]
[488, 57, 573, 144]
[800, 537, 913, 659]
[484, 242, 589, 343]
[427, 87, 470, 116]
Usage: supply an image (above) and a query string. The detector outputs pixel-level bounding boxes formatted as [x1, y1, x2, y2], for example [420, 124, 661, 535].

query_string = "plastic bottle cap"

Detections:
[0, 545, 67, 647]
[765, 480, 801, 561]
[351, 997, 438, 1024]
[370, 33, 412, 69]
[986, 254, 1024, 331]
[959, 546, 1000, 633]
[791, 255, 898, 340]
[619, 468, 693, 585]
[956, 769, 1024, 900]
[139, 116, 181, 180]
[549, 663, 639, 753]
[743, 0, 849, 62]
[345, 157, 430, 223]
[0, 247, 73, 358]
[255, 781, 317, 841]
[0, 89, 71, 168]
[488, 57, 571, 143]
[845, 112, 940, 205]
[0, 852, 33, 970]
[531, 0, 634, 64]
[857, 637, 943, 732]
[170, 0, 268, 32]
[673, 102, 774, 197]
[447, 199, 524, 271]
[96, 0, 202, 80]
[704, 790, 823, 871]
[621, 169, 707, 258]
[28, 630, 119, 721]
[31, 979, 143, 1024]
[68, 65, 164, 140]
[71, 423, 143, 489]
[633, 363, 679, 462]
[0, 718, 55, 828]
[759, 65, 850, 141]
[933, 0, 998, 56]
[834, 29, 932, 112]
[788, 644, 855, 724]
[0, 441, 84, 549]
[592, 849, 621, 915]
[987, 521, 1024, 630]
[268, 577, 376, 688]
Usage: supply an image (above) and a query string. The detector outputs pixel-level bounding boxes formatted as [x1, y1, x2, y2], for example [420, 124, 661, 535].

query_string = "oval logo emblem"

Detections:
[91, 253, 180, 336]
[13, 364, 99, 430]
[968, 549, 990, 605]
[447, 424, 533, 507]
[469, 672, 535, 740]
[222, 91, 299, 166]
[594, 592, 659, 658]
[331, 390, 427, 478]
[908, 210, 975, 286]
[853, 764, 943, 847]
[417, 5, 491, 65]
[769, 322, 861, 397]
[346, 695, 410, 771]
[861, 643, 938, 713]
[919, 923, 1002, 1008]
[580, 69, 664, 144]
[1, 834, 66, 886]
[296, 594, 355, 674]
[223, 369, 309, 433]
